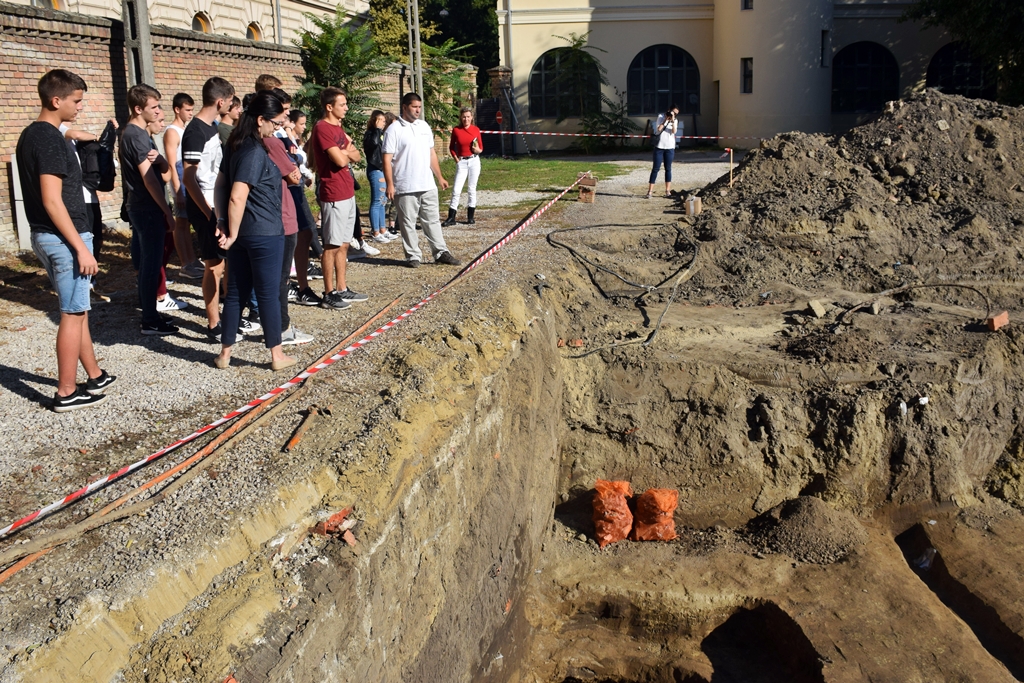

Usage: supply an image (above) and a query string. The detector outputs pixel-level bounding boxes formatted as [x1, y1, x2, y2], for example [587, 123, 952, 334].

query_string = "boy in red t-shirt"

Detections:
[309, 87, 366, 309]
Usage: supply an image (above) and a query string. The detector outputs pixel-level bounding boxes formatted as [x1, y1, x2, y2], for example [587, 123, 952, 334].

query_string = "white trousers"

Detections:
[449, 155, 480, 210]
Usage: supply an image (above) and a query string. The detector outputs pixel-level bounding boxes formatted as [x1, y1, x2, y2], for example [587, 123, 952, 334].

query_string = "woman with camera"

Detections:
[647, 105, 680, 199]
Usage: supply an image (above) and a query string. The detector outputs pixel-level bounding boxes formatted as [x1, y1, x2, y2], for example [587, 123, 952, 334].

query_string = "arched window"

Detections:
[927, 42, 997, 100]
[831, 42, 900, 113]
[626, 45, 700, 116]
[246, 22, 262, 41]
[528, 49, 601, 119]
[191, 12, 211, 33]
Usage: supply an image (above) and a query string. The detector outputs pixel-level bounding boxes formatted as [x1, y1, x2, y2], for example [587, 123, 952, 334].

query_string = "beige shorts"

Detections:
[320, 197, 356, 247]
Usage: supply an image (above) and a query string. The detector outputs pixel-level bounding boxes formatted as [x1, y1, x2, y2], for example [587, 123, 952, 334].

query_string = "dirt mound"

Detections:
[687, 90, 1024, 312]
[750, 496, 868, 564]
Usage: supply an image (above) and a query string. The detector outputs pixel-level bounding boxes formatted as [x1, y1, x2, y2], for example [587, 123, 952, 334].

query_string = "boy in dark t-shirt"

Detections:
[17, 69, 116, 412]
[182, 77, 235, 337]
[120, 83, 177, 336]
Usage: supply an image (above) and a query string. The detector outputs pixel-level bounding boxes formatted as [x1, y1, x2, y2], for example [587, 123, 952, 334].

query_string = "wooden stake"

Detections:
[728, 148, 734, 186]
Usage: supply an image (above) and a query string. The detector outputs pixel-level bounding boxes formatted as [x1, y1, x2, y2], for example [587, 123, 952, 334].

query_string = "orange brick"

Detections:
[987, 311, 1010, 331]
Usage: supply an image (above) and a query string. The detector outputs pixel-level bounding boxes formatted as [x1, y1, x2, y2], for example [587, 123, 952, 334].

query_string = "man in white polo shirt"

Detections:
[383, 92, 461, 268]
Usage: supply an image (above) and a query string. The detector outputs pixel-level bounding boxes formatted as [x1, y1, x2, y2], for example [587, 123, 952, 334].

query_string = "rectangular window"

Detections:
[741, 0, 753, 9]
[821, 30, 831, 67]
[741, 58, 753, 93]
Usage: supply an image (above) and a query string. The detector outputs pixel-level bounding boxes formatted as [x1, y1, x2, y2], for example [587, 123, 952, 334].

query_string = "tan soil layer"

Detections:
[2, 96, 1024, 683]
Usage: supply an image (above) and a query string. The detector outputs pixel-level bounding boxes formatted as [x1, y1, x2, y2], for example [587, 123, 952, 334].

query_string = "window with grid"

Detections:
[831, 42, 899, 112]
[528, 49, 600, 119]
[926, 42, 997, 101]
[626, 45, 700, 116]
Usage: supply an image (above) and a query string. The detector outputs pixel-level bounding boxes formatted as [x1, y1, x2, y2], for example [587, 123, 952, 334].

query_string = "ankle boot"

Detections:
[441, 208, 457, 227]
[466, 207, 476, 224]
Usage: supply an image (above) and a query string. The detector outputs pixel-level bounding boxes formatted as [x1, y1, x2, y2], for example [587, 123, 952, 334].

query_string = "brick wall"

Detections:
[0, 0, 474, 251]
[0, 1, 307, 250]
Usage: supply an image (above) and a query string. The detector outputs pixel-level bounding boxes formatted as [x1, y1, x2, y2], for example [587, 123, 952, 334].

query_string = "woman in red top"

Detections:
[443, 107, 482, 226]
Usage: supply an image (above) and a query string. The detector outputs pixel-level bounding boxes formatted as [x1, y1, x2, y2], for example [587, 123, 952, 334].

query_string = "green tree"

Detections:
[421, 38, 477, 131]
[551, 32, 608, 123]
[368, 0, 438, 62]
[293, 11, 395, 133]
[424, 0, 500, 96]
[904, 0, 1024, 104]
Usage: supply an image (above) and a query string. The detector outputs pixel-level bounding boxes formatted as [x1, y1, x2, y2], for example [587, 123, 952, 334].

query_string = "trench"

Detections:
[896, 524, 1024, 680]
[209, 257, 1024, 683]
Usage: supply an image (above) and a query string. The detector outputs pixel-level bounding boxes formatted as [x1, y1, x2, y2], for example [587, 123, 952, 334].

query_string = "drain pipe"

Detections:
[275, 0, 282, 44]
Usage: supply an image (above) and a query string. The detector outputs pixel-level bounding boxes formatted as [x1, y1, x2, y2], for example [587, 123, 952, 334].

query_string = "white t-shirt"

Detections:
[655, 114, 680, 150]
[382, 116, 436, 194]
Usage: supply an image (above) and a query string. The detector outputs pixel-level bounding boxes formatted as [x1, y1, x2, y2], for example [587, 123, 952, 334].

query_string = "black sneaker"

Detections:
[406, 259, 421, 268]
[435, 251, 462, 266]
[207, 322, 222, 341]
[84, 370, 116, 395]
[295, 287, 323, 307]
[141, 320, 179, 336]
[337, 288, 368, 304]
[319, 290, 351, 310]
[287, 282, 300, 303]
[307, 262, 323, 280]
[53, 387, 108, 413]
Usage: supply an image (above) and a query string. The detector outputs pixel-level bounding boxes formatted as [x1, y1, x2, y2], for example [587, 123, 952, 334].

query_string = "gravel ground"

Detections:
[0, 152, 732, 670]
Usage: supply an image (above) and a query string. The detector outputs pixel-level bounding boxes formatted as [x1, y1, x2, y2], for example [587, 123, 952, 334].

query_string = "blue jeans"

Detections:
[127, 205, 166, 326]
[367, 168, 387, 234]
[649, 147, 675, 184]
[32, 231, 93, 314]
[222, 234, 284, 348]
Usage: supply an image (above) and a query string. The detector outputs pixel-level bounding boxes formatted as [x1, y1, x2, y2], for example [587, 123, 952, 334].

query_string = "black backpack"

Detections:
[80, 120, 118, 192]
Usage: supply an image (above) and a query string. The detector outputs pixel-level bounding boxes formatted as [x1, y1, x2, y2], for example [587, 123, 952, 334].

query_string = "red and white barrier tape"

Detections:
[0, 177, 584, 540]
[477, 130, 762, 141]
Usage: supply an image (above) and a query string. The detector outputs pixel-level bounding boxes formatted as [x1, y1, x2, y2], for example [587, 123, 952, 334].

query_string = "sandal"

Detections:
[644, 192, 653, 199]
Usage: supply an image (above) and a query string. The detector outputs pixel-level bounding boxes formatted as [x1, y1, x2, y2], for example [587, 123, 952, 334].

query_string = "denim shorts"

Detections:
[32, 230, 93, 314]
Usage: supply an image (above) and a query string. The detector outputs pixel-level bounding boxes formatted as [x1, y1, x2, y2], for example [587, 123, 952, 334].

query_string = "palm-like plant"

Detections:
[293, 11, 395, 133]
[421, 38, 477, 132]
[550, 32, 608, 123]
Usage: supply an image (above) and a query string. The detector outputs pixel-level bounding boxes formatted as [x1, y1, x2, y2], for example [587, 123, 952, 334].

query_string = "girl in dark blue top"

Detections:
[213, 91, 295, 371]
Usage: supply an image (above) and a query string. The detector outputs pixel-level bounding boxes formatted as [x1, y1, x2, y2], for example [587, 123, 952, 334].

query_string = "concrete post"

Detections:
[121, 0, 155, 86]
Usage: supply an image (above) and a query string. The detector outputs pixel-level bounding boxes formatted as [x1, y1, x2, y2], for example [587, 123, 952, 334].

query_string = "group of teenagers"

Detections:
[15, 67, 486, 412]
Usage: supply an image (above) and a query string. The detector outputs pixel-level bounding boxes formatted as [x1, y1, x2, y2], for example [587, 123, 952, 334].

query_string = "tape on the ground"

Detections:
[477, 130, 762, 141]
[0, 177, 584, 540]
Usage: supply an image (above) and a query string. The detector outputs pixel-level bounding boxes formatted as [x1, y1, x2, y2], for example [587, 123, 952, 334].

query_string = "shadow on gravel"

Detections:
[0, 363, 56, 407]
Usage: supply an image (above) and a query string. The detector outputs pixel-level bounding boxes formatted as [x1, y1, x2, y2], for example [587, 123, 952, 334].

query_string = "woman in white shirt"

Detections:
[647, 105, 680, 199]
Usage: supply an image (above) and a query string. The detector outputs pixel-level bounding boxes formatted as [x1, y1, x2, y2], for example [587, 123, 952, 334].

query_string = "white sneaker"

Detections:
[349, 237, 361, 250]
[281, 326, 314, 345]
[156, 295, 188, 311]
[239, 318, 262, 335]
[361, 242, 381, 256]
[372, 234, 390, 244]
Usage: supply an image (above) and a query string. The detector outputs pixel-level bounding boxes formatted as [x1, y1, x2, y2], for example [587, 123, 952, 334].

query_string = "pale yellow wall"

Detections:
[497, 1, 717, 151]
[10, 0, 366, 45]
[714, 0, 833, 140]
[499, 0, 962, 148]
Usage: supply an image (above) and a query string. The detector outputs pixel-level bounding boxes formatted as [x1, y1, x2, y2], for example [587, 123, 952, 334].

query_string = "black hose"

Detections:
[546, 223, 699, 358]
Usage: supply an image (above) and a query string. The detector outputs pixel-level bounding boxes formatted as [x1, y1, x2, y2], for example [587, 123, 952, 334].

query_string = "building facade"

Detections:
[14, 0, 367, 46]
[496, 0, 986, 149]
